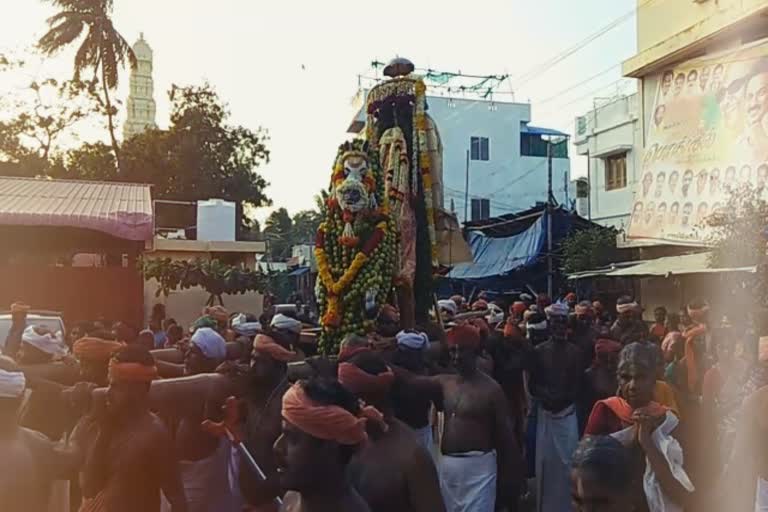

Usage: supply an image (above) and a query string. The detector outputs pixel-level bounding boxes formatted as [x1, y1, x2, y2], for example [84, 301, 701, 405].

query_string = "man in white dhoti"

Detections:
[530, 303, 583, 512]
[394, 323, 522, 512]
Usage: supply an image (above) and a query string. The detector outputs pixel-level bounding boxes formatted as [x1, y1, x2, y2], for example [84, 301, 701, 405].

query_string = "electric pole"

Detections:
[547, 140, 553, 298]
[464, 149, 470, 224]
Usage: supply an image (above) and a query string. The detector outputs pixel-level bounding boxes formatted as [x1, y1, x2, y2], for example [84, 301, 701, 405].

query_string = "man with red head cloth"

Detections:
[340, 350, 445, 512]
[683, 298, 710, 396]
[536, 294, 552, 312]
[274, 378, 373, 511]
[564, 292, 578, 312]
[75, 344, 186, 512]
[571, 301, 598, 369]
[393, 322, 522, 512]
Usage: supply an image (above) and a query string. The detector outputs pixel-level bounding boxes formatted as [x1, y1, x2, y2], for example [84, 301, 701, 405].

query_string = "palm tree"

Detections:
[38, 0, 136, 171]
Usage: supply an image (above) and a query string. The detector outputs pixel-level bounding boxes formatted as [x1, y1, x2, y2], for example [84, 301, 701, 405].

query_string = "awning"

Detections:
[520, 124, 569, 138]
[569, 252, 755, 279]
[448, 214, 545, 280]
[0, 176, 153, 241]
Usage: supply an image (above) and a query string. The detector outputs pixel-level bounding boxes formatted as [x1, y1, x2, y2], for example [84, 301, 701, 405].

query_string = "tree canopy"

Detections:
[707, 185, 768, 268]
[561, 226, 619, 274]
[38, 0, 136, 170]
[262, 206, 323, 260]
[0, 75, 99, 176]
[51, 83, 271, 216]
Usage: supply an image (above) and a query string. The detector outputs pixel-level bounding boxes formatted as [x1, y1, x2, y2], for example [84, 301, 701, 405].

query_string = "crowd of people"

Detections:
[1, 291, 767, 512]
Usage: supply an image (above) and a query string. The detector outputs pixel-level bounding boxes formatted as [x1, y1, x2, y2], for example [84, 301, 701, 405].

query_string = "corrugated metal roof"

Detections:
[606, 252, 756, 277]
[0, 177, 153, 241]
[568, 252, 755, 279]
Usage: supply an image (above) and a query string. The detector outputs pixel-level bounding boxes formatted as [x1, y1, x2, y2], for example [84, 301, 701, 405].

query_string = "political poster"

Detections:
[628, 39, 768, 244]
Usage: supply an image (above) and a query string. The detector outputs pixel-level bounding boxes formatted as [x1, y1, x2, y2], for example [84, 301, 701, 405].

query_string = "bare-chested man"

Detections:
[158, 326, 232, 512]
[339, 350, 445, 512]
[0, 355, 82, 512]
[395, 322, 522, 512]
[274, 378, 372, 512]
[529, 302, 583, 512]
[75, 344, 187, 512]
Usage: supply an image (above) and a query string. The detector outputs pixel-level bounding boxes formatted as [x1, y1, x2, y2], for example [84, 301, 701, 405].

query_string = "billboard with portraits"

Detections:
[628, 39, 768, 245]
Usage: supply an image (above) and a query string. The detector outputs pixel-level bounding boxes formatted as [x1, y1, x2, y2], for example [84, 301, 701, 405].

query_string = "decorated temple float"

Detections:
[314, 58, 471, 354]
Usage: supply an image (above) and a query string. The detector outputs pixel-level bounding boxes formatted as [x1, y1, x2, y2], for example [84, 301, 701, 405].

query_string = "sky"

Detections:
[0, 0, 638, 223]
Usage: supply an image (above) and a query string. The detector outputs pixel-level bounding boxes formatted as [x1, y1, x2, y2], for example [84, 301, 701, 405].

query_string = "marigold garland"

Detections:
[314, 140, 396, 354]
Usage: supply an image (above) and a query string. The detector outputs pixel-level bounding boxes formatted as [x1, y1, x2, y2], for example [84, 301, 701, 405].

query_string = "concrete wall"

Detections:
[144, 279, 263, 329]
[575, 94, 642, 231]
[428, 97, 571, 221]
[143, 248, 263, 328]
[627, 0, 768, 77]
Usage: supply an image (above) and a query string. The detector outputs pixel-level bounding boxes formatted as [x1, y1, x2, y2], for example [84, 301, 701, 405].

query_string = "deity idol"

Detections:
[314, 140, 396, 354]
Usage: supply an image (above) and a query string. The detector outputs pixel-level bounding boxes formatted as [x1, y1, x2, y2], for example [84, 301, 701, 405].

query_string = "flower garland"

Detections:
[413, 79, 439, 267]
[316, 220, 391, 329]
[365, 75, 439, 269]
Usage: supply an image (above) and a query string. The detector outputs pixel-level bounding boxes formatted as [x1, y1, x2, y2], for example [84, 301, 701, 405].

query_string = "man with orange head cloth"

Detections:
[340, 350, 445, 512]
[75, 344, 186, 512]
[393, 322, 521, 512]
[73, 336, 125, 387]
[274, 378, 372, 511]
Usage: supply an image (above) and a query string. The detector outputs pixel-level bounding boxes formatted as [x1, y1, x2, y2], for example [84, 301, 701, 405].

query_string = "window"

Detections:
[470, 136, 490, 161]
[471, 198, 491, 221]
[605, 153, 627, 191]
[520, 134, 569, 158]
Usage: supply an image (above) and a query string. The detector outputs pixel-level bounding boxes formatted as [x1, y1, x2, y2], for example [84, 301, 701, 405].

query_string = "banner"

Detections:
[628, 40, 768, 244]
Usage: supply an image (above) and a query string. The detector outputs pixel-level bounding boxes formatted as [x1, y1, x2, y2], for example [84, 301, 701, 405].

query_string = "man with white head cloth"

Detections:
[270, 313, 304, 354]
[610, 296, 649, 345]
[0, 355, 81, 512]
[157, 326, 233, 512]
[529, 302, 583, 512]
[485, 304, 505, 330]
[392, 330, 434, 451]
[186, 328, 227, 375]
[437, 300, 458, 324]
[17, 325, 68, 365]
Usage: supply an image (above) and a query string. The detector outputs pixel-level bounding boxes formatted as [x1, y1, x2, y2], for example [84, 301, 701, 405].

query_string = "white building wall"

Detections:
[574, 94, 641, 232]
[427, 97, 570, 221]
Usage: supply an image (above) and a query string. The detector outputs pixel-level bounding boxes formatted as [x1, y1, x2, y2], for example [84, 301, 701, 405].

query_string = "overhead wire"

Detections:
[534, 63, 622, 105]
[511, 0, 664, 89]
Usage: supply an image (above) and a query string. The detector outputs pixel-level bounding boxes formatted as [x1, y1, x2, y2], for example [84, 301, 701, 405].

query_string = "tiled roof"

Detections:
[0, 176, 153, 241]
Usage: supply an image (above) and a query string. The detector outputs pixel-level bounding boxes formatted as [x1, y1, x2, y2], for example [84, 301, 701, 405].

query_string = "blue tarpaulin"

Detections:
[448, 213, 546, 280]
